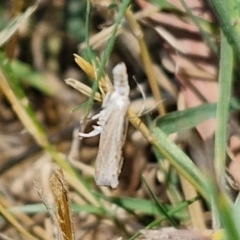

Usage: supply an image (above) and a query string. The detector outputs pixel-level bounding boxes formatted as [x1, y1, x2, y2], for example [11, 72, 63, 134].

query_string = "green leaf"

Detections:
[156, 103, 216, 135]
[150, 0, 180, 10]
[11, 59, 53, 95]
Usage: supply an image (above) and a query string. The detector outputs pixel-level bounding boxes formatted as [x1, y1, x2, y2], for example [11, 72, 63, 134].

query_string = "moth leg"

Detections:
[79, 125, 102, 138]
[91, 112, 100, 120]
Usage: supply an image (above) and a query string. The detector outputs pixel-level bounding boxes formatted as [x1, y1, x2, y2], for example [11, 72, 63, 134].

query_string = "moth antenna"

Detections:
[132, 76, 146, 116]
[140, 99, 165, 116]
[132, 76, 165, 117]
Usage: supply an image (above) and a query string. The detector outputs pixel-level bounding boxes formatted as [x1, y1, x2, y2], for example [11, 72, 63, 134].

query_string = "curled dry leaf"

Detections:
[50, 168, 75, 240]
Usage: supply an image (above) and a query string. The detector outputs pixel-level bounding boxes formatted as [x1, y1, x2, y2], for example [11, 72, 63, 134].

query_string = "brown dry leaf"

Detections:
[50, 168, 75, 240]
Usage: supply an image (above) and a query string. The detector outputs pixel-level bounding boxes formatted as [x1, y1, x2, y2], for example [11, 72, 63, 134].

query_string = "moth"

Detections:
[79, 63, 130, 188]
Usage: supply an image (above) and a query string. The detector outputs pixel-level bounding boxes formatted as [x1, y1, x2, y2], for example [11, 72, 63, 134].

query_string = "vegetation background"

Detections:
[0, 0, 240, 239]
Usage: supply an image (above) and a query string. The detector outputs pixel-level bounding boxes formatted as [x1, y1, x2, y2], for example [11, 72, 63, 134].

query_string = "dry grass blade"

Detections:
[0, 233, 13, 240]
[155, 26, 186, 54]
[0, 4, 37, 47]
[124, 8, 166, 116]
[0, 203, 37, 240]
[0, 68, 48, 146]
[50, 168, 75, 240]
[73, 54, 109, 93]
[140, 228, 214, 240]
[0, 193, 54, 240]
[74, 54, 96, 79]
[79, 5, 159, 51]
[80, 25, 123, 50]
[179, 175, 206, 230]
[65, 78, 102, 102]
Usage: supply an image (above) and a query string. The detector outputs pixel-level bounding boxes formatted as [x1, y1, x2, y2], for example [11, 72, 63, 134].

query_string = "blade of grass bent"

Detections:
[152, 127, 208, 201]
[156, 102, 216, 134]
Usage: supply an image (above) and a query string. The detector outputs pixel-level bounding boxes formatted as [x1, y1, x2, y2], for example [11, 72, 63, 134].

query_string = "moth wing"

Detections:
[95, 97, 129, 188]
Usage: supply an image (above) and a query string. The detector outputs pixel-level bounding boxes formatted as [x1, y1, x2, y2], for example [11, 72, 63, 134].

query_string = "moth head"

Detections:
[112, 62, 129, 95]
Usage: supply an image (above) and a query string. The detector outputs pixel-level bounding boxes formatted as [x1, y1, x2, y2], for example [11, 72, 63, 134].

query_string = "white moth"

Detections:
[79, 63, 130, 188]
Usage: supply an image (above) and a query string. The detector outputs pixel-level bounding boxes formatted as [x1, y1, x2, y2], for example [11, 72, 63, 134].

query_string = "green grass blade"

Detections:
[10, 58, 53, 95]
[152, 127, 208, 201]
[81, 0, 98, 120]
[209, 181, 240, 240]
[156, 98, 240, 135]
[106, 196, 188, 219]
[142, 177, 178, 227]
[214, 30, 233, 188]
[128, 197, 198, 240]
[209, 0, 240, 58]
[82, 0, 131, 120]
[156, 102, 216, 134]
